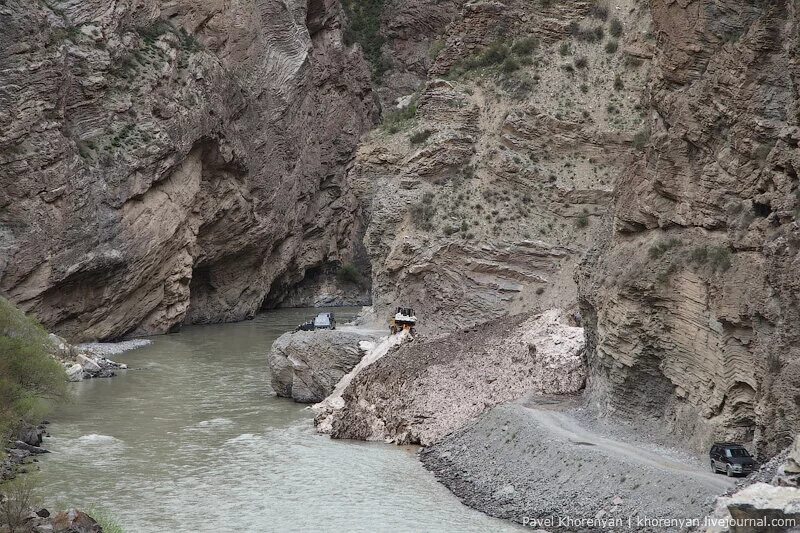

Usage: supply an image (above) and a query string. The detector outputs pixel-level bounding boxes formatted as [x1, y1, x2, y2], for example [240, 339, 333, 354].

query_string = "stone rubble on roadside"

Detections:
[774, 435, 800, 488]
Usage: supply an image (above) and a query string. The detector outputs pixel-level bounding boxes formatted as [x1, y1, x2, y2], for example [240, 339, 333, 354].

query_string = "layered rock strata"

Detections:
[0, 0, 375, 341]
[576, 0, 800, 456]
[352, 0, 649, 332]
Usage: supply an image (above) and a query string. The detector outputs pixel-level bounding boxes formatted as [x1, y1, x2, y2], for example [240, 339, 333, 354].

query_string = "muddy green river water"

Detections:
[37, 307, 520, 532]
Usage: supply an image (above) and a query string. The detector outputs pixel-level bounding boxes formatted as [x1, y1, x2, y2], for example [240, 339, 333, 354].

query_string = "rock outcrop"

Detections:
[351, 0, 649, 333]
[705, 483, 800, 533]
[327, 310, 586, 445]
[0, 0, 376, 341]
[268, 330, 374, 403]
[576, 0, 800, 456]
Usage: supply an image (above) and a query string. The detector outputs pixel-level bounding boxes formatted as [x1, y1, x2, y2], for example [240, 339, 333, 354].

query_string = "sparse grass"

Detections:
[605, 40, 619, 54]
[648, 238, 681, 259]
[136, 20, 173, 44]
[689, 245, 732, 272]
[448, 41, 512, 76]
[574, 56, 588, 69]
[177, 28, 202, 53]
[575, 26, 604, 43]
[409, 128, 434, 145]
[609, 18, 623, 38]
[559, 42, 571, 56]
[411, 196, 437, 230]
[85, 506, 125, 533]
[576, 214, 589, 228]
[502, 57, 520, 74]
[382, 103, 417, 133]
[512, 36, 539, 55]
[613, 74, 624, 90]
[589, 3, 609, 20]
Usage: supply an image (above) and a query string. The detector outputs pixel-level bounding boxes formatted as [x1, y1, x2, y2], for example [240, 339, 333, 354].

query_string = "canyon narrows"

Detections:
[3, 0, 800, 531]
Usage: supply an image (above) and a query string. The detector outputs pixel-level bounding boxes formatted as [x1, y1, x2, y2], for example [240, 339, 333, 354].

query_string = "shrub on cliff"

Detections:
[336, 264, 364, 287]
[409, 128, 434, 145]
[342, 0, 388, 81]
[0, 298, 68, 440]
[382, 102, 417, 133]
[609, 18, 624, 38]
[511, 36, 539, 55]
[0, 475, 40, 532]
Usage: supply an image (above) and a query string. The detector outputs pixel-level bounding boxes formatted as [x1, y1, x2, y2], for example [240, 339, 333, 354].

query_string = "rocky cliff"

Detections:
[577, 0, 800, 457]
[0, 0, 375, 341]
[351, 0, 650, 332]
[357, 0, 800, 458]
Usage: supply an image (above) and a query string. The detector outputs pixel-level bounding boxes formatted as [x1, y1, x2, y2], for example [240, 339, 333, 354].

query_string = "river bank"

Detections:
[33, 308, 522, 532]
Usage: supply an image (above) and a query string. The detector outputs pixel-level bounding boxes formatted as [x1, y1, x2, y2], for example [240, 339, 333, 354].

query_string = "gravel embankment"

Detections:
[421, 402, 735, 532]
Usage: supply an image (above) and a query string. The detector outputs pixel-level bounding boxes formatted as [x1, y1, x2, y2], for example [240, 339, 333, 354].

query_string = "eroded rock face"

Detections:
[267, 330, 373, 403]
[351, 1, 649, 334]
[0, 0, 375, 341]
[328, 310, 586, 445]
[577, 0, 800, 456]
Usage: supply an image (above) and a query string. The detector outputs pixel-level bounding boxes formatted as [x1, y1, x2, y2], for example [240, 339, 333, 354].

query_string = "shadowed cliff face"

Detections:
[0, 0, 376, 341]
[577, 0, 800, 456]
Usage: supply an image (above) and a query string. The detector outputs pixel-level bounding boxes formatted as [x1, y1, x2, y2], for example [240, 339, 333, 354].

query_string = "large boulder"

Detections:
[705, 483, 800, 533]
[775, 435, 800, 488]
[15, 422, 44, 447]
[51, 509, 102, 533]
[267, 330, 373, 403]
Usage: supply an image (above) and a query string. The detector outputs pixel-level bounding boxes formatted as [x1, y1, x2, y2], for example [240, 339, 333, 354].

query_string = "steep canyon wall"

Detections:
[0, 0, 376, 340]
[577, 0, 800, 456]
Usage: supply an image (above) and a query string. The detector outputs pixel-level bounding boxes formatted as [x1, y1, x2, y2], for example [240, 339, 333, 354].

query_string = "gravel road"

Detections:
[421, 399, 735, 532]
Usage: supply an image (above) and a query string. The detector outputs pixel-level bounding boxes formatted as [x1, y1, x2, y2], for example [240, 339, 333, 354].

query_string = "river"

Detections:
[37, 307, 522, 532]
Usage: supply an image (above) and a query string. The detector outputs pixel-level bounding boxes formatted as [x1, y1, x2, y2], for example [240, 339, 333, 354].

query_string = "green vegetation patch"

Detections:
[409, 128, 434, 145]
[690, 245, 732, 272]
[382, 102, 417, 133]
[336, 263, 365, 287]
[411, 192, 437, 231]
[0, 297, 68, 441]
[648, 237, 681, 259]
[342, 0, 388, 82]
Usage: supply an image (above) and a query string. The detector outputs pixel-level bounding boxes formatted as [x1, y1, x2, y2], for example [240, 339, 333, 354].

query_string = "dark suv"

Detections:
[710, 442, 757, 477]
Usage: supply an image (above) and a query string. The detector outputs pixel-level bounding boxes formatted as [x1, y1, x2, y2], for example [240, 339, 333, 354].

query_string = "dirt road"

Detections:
[523, 405, 734, 493]
[422, 401, 735, 531]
